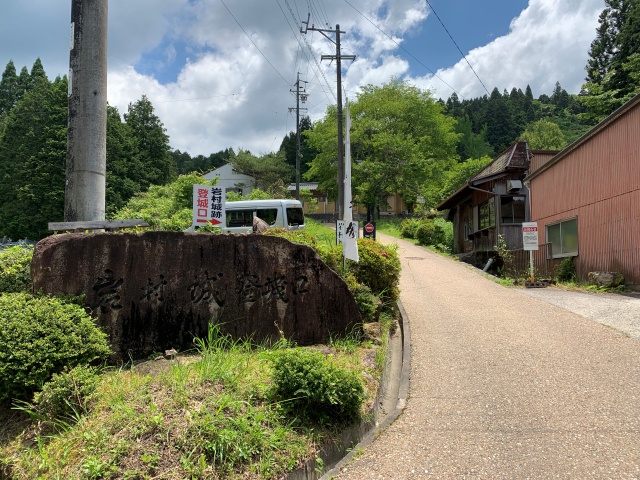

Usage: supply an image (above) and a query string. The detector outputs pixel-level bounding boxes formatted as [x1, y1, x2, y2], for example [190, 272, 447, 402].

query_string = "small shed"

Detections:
[525, 92, 640, 288]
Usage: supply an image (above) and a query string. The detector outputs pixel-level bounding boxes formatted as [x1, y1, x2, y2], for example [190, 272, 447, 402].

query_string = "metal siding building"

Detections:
[526, 93, 640, 287]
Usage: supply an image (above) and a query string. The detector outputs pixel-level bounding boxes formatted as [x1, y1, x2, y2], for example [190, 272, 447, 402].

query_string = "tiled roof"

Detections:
[470, 141, 530, 183]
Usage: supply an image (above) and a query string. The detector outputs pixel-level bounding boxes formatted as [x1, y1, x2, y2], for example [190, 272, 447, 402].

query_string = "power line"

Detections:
[344, 0, 463, 99]
[424, 0, 490, 96]
[280, 0, 336, 102]
[219, 0, 291, 87]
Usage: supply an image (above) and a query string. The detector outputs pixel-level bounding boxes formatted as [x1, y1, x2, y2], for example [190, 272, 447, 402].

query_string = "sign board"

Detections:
[336, 220, 358, 244]
[363, 221, 376, 240]
[522, 222, 539, 251]
[337, 220, 359, 262]
[192, 185, 225, 228]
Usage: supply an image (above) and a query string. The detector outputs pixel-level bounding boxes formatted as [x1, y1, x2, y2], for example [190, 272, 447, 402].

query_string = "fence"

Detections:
[505, 243, 556, 280]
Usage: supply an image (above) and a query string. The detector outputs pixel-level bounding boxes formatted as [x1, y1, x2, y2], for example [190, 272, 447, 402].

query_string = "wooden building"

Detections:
[437, 142, 557, 255]
[525, 93, 640, 288]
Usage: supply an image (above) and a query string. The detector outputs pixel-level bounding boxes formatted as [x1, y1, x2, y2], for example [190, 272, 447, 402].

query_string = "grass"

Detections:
[304, 218, 336, 247]
[0, 321, 393, 479]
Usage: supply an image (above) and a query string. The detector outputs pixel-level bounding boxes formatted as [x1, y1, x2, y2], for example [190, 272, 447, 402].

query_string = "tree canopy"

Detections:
[306, 79, 459, 211]
[581, 0, 640, 120]
[0, 60, 181, 239]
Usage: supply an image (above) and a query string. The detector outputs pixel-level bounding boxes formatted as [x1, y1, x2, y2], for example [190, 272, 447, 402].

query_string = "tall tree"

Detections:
[279, 116, 317, 181]
[485, 87, 517, 152]
[0, 60, 18, 115]
[582, 0, 640, 117]
[0, 75, 67, 239]
[610, 0, 640, 95]
[455, 115, 494, 160]
[306, 79, 459, 212]
[105, 105, 143, 215]
[586, 3, 621, 84]
[519, 119, 567, 150]
[123, 95, 176, 189]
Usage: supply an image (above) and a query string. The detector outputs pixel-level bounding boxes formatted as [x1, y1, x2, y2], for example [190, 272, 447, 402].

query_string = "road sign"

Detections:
[363, 222, 376, 239]
[522, 222, 539, 251]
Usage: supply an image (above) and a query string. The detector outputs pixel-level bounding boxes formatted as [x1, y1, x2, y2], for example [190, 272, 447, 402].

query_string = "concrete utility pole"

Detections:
[66, 0, 108, 222]
[301, 17, 355, 220]
[289, 72, 308, 201]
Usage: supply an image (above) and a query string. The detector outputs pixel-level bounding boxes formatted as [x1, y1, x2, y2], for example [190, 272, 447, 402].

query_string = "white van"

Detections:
[223, 199, 305, 234]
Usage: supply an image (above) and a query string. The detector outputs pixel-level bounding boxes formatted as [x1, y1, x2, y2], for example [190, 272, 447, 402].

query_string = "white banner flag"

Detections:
[342, 98, 359, 262]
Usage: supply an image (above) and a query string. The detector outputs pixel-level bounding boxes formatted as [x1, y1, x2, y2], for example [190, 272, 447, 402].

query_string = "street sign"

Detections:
[363, 221, 376, 239]
[522, 222, 539, 251]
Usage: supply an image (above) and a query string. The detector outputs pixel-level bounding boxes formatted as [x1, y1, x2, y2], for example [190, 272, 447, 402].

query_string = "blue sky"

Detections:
[403, 0, 529, 84]
[1, 0, 603, 155]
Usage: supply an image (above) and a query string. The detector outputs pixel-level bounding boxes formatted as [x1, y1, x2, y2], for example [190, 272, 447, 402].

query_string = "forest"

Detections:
[0, 0, 638, 240]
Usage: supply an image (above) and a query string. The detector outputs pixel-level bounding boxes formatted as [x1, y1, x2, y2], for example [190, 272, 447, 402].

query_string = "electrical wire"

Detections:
[424, 0, 490, 96]
[343, 0, 463, 99]
[219, 0, 291, 87]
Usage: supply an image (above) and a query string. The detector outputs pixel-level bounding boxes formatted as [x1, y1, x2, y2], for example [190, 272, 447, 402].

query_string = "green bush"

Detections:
[348, 239, 400, 306]
[33, 365, 102, 419]
[0, 293, 111, 402]
[556, 256, 577, 282]
[0, 245, 33, 293]
[343, 274, 380, 323]
[263, 228, 345, 271]
[433, 217, 454, 252]
[399, 218, 421, 239]
[415, 219, 445, 246]
[270, 348, 365, 424]
[263, 228, 319, 249]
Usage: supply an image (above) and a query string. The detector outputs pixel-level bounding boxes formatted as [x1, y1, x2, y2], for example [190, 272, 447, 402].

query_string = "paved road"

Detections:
[333, 234, 640, 479]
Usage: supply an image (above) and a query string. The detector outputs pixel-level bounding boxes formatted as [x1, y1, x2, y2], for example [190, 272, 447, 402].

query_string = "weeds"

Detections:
[1, 320, 384, 479]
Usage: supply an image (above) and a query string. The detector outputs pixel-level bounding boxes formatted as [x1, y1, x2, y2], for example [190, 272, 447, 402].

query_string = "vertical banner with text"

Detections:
[342, 98, 359, 262]
[192, 185, 225, 228]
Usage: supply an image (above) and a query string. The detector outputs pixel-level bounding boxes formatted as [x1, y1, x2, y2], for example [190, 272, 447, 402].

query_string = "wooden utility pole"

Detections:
[301, 18, 355, 220]
[66, 0, 108, 222]
[289, 73, 307, 201]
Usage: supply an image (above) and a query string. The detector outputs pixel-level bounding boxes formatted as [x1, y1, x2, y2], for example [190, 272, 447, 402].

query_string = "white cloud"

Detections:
[417, 0, 603, 100]
[0, 0, 605, 156]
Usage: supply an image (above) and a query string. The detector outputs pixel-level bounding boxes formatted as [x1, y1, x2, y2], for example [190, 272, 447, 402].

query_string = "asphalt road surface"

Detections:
[333, 234, 640, 480]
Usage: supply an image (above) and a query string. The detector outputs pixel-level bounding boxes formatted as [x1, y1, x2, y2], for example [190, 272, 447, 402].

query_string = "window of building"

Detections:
[478, 198, 495, 230]
[547, 217, 578, 258]
[500, 196, 526, 224]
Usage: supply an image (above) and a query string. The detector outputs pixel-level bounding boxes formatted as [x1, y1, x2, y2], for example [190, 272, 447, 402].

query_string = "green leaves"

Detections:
[306, 79, 459, 211]
[0, 293, 111, 402]
[0, 245, 33, 293]
[270, 348, 365, 424]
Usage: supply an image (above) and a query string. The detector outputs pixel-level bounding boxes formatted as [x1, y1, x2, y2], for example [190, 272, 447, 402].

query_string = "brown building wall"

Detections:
[529, 150, 559, 174]
[529, 105, 640, 286]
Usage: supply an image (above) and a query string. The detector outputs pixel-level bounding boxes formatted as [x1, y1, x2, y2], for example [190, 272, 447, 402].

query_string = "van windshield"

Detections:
[286, 206, 304, 226]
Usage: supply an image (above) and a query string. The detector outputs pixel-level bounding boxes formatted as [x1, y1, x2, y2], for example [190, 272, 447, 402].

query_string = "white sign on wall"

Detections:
[522, 222, 539, 251]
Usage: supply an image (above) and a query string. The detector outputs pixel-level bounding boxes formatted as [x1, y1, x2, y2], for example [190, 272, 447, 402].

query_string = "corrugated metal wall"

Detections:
[529, 105, 640, 286]
[529, 150, 558, 173]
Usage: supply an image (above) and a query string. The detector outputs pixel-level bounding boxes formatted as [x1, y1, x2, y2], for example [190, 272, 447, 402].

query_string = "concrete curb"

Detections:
[319, 300, 412, 479]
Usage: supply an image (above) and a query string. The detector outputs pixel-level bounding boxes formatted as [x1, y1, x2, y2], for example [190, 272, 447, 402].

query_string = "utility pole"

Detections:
[301, 16, 355, 220]
[289, 72, 307, 201]
[66, 0, 108, 222]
